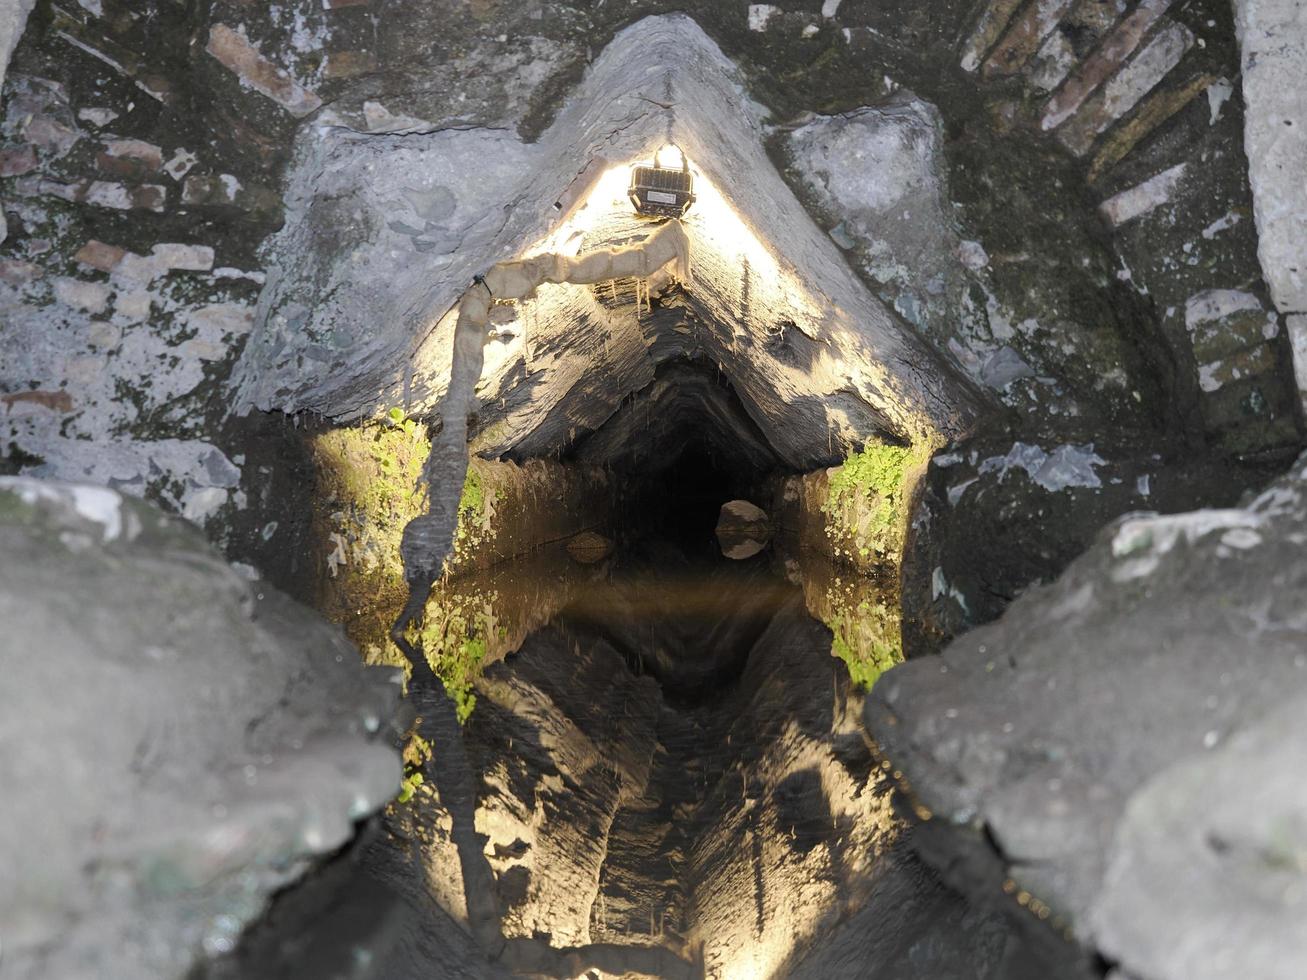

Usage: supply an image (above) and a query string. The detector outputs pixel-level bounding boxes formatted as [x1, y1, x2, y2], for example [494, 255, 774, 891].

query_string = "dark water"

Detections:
[199, 536, 1055, 980]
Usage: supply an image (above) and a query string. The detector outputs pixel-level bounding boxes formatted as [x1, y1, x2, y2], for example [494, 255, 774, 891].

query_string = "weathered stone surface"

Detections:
[1234, 0, 1307, 315]
[1099, 162, 1186, 225]
[871, 451, 1307, 950]
[1058, 20, 1194, 155]
[1092, 693, 1307, 980]
[0, 141, 35, 175]
[787, 94, 977, 359]
[0, 0, 37, 240]
[1184, 288, 1277, 363]
[205, 24, 322, 118]
[982, 0, 1076, 78]
[1086, 72, 1215, 184]
[322, 49, 376, 80]
[73, 238, 126, 271]
[12, 175, 166, 211]
[234, 15, 983, 467]
[960, 0, 1026, 72]
[97, 137, 164, 177]
[1041, 0, 1174, 130]
[0, 477, 402, 980]
[52, 274, 110, 312]
[180, 172, 277, 212]
[2, 242, 257, 521]
[1290, 313, 1307, 400]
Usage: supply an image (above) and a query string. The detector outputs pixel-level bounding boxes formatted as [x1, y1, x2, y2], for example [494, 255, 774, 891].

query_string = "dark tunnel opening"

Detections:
[569, 357, 791, 556]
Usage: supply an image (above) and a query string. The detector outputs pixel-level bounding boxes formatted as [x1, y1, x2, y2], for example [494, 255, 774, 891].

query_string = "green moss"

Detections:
[826, 442, 912, 521]
[408, 608, 490, 724]
[396, 771, 424, 804]
[822, 441, 926, 562]
[828, 597, 902, 690]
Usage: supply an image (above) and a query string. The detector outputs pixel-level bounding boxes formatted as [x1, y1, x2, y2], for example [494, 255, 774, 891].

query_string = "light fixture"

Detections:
[628, 143, 696, 218]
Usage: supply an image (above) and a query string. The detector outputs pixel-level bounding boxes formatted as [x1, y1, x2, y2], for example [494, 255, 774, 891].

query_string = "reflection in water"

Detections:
[367, 541, 608, 720]
[381, 538, 907, 978]
[781, 546, 905, 689]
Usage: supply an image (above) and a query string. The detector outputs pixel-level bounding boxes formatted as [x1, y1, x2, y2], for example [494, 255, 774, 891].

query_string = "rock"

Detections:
[114, 245, 197, 282]
[205, 24, 322, 118]
[13, 176, 166, 211]
[74, 238, 128, 272]
[978, 346, 1033, 389]
[747, 4, 779, 31]
[981, 0, 1077, 79]
[53, 276, 112, 313]
[76, 106, 118, 127]
[899, 425, 1281, 657]
[1041, 0, 1173, 131]
[98, 137, 164, 177]
[1234, 0, 1307, 314]
[1057, 20, 1193, 155]
[1289, 314, 1307, 403]
[0, 0, 38, 241]
[1099, 163, 1187, 226]
[565, 529, 613, 564]
[787, 92, 970, 354]
[323, 50, 377, 80]
[163, 148, 197, 181]
[0, 142, 36, 176]
[1091, 694, 1307, 980]
[0, 477, 402, 980]
[181, 173, 278, 213]
[715, 498, 771, 559]
[233, 15, 981, 470]
[870, 451, 1307, 958]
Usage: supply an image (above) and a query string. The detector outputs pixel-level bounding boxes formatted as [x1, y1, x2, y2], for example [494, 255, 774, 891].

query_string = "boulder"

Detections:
[868, 450, 1307, 974]
[0, 477, 402, 980]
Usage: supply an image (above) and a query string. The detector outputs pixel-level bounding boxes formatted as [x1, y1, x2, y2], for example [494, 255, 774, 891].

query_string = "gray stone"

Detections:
[1091, 694, 1307, 980]
[1099, 163, 1187, 226]
[0, 2, 44, 240]
[1234, 0, 1307, 314]
[1289, 313, 1307, 404]
[233, 16, 983, 468]
[870, 451, 1307, 942]
[978, 346, 1033, 389]
[1058, 20, 1194, 156]
[0, 477, 402, 980]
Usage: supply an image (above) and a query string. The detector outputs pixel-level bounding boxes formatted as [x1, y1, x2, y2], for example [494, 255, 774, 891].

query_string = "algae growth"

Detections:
[808, 441, 931, 688]
[821, 441, 921, 561]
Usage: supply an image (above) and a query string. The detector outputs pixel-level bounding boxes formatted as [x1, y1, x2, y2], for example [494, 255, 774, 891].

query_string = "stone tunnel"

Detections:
[2, 1, 1306, 979]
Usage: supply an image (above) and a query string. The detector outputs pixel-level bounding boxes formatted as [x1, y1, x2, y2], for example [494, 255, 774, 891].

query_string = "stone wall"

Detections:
[1234, 0, 1307, 410]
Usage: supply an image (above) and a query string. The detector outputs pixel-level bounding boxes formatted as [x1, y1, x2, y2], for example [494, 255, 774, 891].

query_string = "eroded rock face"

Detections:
[788, 94, 1001, 387]
[900, 422, 1284, 656]
[0, 477, 402, 980]
[232, 15, 983, 467]
[1234, 0, 1307, 317]
[0, 0, 35, 240]
[259, 571, 1030, 979]
[868, 451, 1307, 975]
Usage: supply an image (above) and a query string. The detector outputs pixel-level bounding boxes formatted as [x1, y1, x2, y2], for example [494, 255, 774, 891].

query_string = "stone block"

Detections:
[1234, 0, 1307, 313]
[1058, 20, 1193, 156]
[1184, 289, 1278, 363]
[206, 23, 322, 118]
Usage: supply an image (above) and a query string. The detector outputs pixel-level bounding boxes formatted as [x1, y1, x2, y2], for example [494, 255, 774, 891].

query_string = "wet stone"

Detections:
[715, 499, 772, 559]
